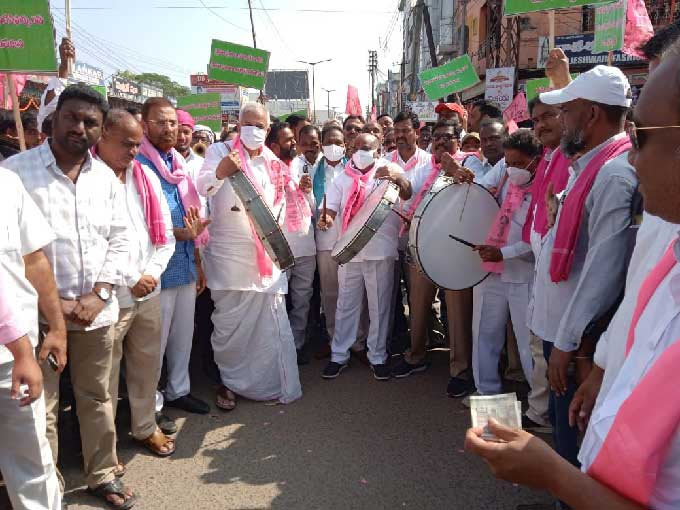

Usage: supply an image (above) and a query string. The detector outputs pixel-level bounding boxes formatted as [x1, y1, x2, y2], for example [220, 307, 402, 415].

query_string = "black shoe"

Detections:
[155, 412, 177, 435]
[322, 361, 347, 379]
[446, 377, 474, 398]
[522, 415, 553, 434]
[391, 358, 428, 378]
[297, 349, 309, 365]
[165, 394, 210, 414]
[371, 363, 391, 381]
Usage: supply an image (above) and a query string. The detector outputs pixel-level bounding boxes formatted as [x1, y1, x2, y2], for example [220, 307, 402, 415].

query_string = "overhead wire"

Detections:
[196, 0, 251, 31]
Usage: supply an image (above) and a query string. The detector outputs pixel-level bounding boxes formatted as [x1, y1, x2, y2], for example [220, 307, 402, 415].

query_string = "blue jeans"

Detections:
[543, 341, 580, 468]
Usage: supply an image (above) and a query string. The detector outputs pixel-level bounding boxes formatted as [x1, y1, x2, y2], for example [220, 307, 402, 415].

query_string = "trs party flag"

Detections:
[0, 73, 27, 109]
[622, 0, 654, 58]
[503, 92, 530, 125]
[346, 85, 362, 116]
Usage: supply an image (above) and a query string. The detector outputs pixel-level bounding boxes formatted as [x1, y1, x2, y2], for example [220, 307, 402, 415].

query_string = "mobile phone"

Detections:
[39, 331, 60, 372]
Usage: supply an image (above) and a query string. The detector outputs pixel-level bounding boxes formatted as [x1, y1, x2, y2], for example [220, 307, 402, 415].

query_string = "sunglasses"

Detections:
[627, 121, 680, 150]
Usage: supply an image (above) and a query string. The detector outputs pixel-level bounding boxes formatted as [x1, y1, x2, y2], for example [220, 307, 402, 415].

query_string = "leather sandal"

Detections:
[216, 385, 236, 411]
[138, 429, 175, 457]
[113, 462, 126, 478]
[88, 478, 137, 509]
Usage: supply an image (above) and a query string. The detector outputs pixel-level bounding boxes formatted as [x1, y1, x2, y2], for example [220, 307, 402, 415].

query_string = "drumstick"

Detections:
[322, 193, 327, 220]
[459, 183, 471, 222]
[448, 234, 476, 249]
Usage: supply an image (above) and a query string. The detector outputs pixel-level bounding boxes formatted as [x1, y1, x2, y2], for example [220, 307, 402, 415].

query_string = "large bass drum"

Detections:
[332, 180, 400, 265]
[408, 177, 499, 290]
[228, 171, 295, 271]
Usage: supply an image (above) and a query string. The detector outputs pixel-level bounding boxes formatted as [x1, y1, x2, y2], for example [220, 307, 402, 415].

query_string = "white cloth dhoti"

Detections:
[210, 290, 302, 403]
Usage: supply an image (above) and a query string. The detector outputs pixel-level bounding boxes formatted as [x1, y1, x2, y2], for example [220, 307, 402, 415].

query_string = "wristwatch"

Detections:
[94, 286, 111, 302]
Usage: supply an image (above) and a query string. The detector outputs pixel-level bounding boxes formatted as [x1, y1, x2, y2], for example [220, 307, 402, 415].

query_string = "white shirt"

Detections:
[184, 149, 207, 214]
[197, 141, 287, 294]
[579, 234, 680, 510]
[3, 143, 129, 331]
[325, 159, 401, 262]
[527, 134, 638, 349]
[285, 155, 317, 258]
[0, 168, 56, 363]
[312, 158, 345, 252]
[112, 161, 176, 309]
[477, 159, 534, 284]
[464, 154, 496, 180]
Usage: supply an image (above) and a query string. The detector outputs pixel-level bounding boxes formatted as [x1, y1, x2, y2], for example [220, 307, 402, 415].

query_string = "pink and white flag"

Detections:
[622, 0, 654, 58]
[345, 85, 362, 116]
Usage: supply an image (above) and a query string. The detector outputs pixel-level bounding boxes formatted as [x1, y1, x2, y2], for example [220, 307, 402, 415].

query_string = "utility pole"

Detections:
[368, 50, 378, 111]
[322, 88, 335, 119]
[422, 3, 438, 69]
[409, 0, 424, 98]
[297, 59, 332, 123]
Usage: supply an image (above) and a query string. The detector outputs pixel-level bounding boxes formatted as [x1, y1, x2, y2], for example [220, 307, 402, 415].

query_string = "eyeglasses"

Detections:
[432, 133, 458, 141]
[147, 119, 178, 128]
[627, 121, 680, 150]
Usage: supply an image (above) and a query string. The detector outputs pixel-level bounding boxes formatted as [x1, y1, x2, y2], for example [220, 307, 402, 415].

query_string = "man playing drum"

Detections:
[197, 102, 302, 409]
[318, 133, 412, 380]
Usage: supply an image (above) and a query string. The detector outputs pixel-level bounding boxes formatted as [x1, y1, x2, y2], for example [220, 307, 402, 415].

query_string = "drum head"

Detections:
[332, 180, 398, 263]
[412, 182, 499, 290]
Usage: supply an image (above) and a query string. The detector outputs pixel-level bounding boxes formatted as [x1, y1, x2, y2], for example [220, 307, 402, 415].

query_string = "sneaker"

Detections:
[446, 376, 474, 398]
[371, 363, 391, 381]
[322, 361, 347, 379]
[522, 415, 553, 435]
[391, 358, 428, 378]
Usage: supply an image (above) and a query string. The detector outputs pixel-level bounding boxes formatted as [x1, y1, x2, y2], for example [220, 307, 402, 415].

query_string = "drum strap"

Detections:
[342, 161, 378, 233]
[397, 155, 441, 236]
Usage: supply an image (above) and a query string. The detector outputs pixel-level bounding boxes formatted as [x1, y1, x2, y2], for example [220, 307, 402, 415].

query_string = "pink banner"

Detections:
[622, 0, 654, 58]
[345, 85, 362, 116]
[503, 92, 530, 127]
[0, 74, 27, 109]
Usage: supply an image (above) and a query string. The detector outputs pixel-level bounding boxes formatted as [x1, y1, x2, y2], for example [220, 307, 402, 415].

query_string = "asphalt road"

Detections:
[55, 348, 554, 510]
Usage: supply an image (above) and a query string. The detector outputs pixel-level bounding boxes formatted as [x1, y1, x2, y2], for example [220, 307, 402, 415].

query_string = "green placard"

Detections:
[525, 74, 579, 101]
[419, 55, 480, 101]
[593, 0, 626, 53]
[0, 0, 58, 73]
[90, 84, 107, 99]
[177, 93, 222, 132]
[504, 0, 614, 16]
[208, 39, 270, 90]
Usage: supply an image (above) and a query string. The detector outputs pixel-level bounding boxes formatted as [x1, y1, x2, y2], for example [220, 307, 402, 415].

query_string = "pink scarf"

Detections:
[522, 148, 571, 243]
[481, 178, 530, 273]
[231, 137, 311, 277]
[397, 154, 442, 236]
[138, 136, 209, 247]
[391, 149, 419, 172]
[341, 160, 377, 233]
[549, 136, 631, 282]
[92, 145, 166, 245]
[588, 240, 680, 506]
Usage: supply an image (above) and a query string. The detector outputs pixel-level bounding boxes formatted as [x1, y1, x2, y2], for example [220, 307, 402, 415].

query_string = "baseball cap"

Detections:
[539, 65, 632, 107]
[435, 102, 467, 118]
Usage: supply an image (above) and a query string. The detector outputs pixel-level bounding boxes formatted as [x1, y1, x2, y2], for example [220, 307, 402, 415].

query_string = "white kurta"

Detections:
[197, 141, 301, 403]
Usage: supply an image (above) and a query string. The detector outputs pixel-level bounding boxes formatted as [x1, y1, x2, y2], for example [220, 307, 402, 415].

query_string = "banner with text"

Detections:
[485, 67, 515, 111]
[177, 93, 222, 132]
[525, 74, 579, 101]
[420, 55, 480, 101]
[504, 0, 614, 16]
[0, 0, 57, 72]
[405, 101, 438, 122]
[503, 92, 530, 125]
[594, 0, 626, 53]
[208, 39, 270, 90]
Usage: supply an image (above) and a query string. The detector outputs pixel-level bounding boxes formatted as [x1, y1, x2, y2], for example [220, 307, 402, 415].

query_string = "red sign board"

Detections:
[190, 74, 238, 90]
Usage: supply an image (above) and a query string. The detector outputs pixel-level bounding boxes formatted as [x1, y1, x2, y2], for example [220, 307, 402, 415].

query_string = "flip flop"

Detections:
[88, 478, 137, 509]
[216, 385, 237, 411]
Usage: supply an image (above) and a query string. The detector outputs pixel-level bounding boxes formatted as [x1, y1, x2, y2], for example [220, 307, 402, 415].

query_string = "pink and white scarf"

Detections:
[341, 160, 378, 233]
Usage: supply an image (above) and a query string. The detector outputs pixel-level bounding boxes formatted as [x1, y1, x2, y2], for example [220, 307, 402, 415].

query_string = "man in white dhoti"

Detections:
[197, 103, 302, 409]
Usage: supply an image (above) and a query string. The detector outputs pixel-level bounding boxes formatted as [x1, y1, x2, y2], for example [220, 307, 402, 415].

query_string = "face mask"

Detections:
[352, 149, 375, 170]
[506, 166, 532, 186]
[322, 144, 345, 162]
[240, 125, 266, 150]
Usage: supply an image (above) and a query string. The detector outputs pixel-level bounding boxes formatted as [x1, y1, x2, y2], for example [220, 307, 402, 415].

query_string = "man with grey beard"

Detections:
[525, 65, 639, 500]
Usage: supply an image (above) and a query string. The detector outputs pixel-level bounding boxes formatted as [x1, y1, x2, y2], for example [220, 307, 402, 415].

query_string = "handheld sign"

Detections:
[0, 0, 58, 73]
[420, 55, 480, 101]
[593, 0, 626, 54]
[177, 93, 222, 132]
[208, 39, 270, 90]
[504, 0, 615, 16]
[525, 74, 579, 101]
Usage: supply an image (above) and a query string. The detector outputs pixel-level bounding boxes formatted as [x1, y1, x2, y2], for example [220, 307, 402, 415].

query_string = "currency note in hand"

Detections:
[469, 393, 522, 441]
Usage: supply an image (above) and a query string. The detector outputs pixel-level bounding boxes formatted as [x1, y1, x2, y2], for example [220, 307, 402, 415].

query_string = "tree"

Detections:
[116, 71, 190, 98]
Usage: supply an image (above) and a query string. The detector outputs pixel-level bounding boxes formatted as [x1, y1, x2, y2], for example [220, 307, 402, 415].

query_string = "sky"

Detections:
[49, 0, 403, 115]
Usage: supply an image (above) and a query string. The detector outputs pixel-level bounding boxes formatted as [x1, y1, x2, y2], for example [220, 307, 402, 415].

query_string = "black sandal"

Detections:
[88, 478, 137, 509]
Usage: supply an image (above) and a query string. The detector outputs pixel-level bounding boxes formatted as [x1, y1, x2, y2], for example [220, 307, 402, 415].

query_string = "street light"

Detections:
[322, 88, 335, 120]
[297, 58, 332, 124]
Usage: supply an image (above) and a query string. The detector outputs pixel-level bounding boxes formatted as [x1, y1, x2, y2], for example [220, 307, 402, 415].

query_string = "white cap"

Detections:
[539, 65, 632, 107]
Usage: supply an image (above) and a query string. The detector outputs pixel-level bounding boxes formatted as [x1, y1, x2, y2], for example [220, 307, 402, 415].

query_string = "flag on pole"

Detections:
[621, 0, 654, 58]
[345, 85, 362, 116]
[0, 74, 27, 109]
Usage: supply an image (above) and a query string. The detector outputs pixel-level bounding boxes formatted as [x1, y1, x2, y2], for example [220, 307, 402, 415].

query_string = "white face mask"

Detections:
[506, 166, 533, 186]
[352, 149, 376, 170]
[322, 144, 345, 162]
[240, 125, 267, 150]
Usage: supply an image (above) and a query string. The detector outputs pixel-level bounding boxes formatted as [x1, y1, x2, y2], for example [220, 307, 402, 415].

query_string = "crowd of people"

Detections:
[1, 20, 680, 510]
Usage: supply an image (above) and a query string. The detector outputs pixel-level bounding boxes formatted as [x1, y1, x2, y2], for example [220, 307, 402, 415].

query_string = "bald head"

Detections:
[354, 132, 379, 152]
[98, 108, 143, 174]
